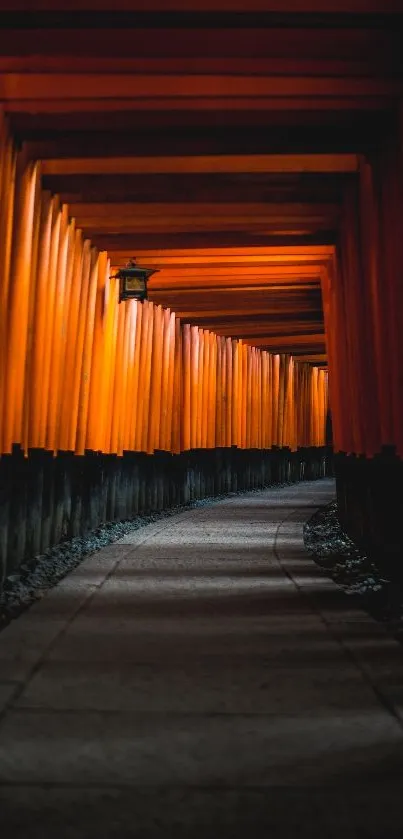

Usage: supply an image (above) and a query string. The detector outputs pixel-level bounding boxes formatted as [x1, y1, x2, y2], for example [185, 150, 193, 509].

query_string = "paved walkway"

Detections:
[1, 479, 403, 837]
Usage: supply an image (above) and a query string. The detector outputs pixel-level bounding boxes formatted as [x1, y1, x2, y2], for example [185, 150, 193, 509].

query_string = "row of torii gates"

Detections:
[0, 2, 403, 582]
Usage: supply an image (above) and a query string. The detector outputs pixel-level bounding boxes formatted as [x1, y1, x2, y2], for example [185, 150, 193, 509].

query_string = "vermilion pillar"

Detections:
[327, 113, 403, 574]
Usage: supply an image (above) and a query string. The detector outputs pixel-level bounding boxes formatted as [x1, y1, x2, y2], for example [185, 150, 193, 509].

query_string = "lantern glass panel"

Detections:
[125, 276, 146, 294]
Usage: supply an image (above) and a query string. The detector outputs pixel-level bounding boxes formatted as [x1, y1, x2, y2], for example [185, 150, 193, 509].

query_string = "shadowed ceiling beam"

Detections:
[4, 57, 399, 77]
[143, 277, 327, 287]
[149, 276, 325, 294]
[39, 174, 350, 207]
[155, 309, 322, 319]
[14, 111, 390, 134]
[2, 1, 403, 11]
[243, 335, 325, 345]
[78, 223, 335, 236]
[296, 354, 328, 362]
[68, 202, 339, 217]
[22, 124, 382, 158]
[90, 233, 335, 249]
[121, 260, 331, 271]
[142, 263, 326, 272]
[179, 322, 324, 333]
[112, 245, 335, 261]
[42, 154, 358, 176]
[1, 74, 400, 100]
[6, 97, 390, 114]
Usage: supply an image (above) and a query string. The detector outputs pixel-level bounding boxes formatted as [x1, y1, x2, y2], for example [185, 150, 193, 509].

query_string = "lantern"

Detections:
[111, 258, 159, 302]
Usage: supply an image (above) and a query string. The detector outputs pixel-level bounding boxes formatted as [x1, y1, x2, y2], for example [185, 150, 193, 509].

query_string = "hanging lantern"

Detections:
[111, 258, 159, 302]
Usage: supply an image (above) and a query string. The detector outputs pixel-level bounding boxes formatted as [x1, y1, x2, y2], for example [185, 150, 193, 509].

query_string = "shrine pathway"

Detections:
[1, 479, 403, 838]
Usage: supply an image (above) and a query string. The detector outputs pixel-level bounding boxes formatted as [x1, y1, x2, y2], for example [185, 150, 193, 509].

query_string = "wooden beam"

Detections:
[29, 129, 336, 157]
[3, 57, 399, 78]
[89, 232, 335, 249]
[244, 337, 326, 348]
[143, 269, 328, 281]
[23, 120, 384, 158]
[189, 324, 324, 336]
[7, 97, 388, 115]
[111, 246, 334, 267]
[296, 354, 327, 362]
[150, 267, 324, 284]
[154, 309, 322, 319]
[150, 268, 323, 276]
[111, 245, 335, 258]
[153, 295, 322, 307]
[2, 3, 403, 14]
[115, 259, 331, 272]
[1, 74, 400, 101]
[42, 154, 358, 177]
[14, 110, 391, 135]
[77, 221, 335, 235]
[0, 25, 397, 70]
[243, 333, 324, 342]
[40, 172, 350, 207]
[68, 202, 339, 218]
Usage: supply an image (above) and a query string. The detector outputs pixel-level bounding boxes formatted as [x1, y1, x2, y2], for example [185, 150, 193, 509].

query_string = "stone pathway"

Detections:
[1, 478, 403, 837]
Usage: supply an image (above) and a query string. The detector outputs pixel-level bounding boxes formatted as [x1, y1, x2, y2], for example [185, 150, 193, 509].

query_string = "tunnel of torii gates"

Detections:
[0, 1, 403, 586]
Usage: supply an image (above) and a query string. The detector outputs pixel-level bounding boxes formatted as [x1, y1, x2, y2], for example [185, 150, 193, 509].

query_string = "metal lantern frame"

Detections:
[111, 258, 159, 302]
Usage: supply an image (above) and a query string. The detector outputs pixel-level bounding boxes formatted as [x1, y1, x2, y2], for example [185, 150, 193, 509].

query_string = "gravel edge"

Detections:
[304, 500, 403, 639]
